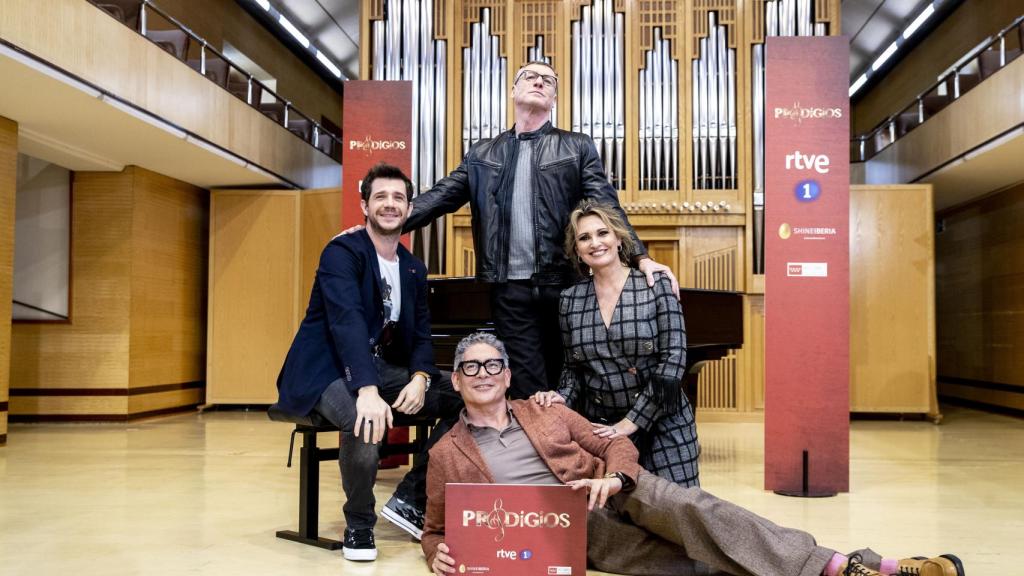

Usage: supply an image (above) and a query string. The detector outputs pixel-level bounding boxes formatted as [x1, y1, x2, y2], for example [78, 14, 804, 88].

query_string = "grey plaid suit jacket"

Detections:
[557, 269, 700, 485]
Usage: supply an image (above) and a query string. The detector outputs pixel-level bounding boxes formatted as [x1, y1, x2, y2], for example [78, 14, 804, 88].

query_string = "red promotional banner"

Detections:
[445, 484, 588, 576]
[764, 37, 850, 494]
[341, 81, 412, 463]
[341, 81, 412, 229]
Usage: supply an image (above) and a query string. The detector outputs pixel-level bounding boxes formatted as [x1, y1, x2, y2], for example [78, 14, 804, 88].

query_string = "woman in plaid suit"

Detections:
[533, 200, 700, 486]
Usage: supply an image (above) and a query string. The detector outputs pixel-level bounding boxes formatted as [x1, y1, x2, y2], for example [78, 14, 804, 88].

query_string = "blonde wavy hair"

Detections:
[563, 199, 637, 276]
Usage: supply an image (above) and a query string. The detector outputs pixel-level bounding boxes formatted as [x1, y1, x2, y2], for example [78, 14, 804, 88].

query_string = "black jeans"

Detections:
[491, 280, 565, 399]
[314, 359, 462, 530]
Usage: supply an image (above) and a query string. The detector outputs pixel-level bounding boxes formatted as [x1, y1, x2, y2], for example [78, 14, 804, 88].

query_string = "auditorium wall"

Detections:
[0, 117, 18, 443]
[9, 167, 207, 420]
[936, 179, 1024, 413]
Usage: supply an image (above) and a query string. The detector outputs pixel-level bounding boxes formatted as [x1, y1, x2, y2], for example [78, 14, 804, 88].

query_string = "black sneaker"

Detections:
[380, 495, 424, 540]
[342, 527, 377, 561]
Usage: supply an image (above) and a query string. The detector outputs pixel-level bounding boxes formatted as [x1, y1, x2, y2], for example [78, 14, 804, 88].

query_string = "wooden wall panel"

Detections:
[9, 167, 209, 419]
[936, 180, 1024, 412]
[850, 184, 937, 416]
[207, 191, 299, 404]
[299, 189, 343, 307]
[742, 294, 765, 412]
[10, 171, 134, 399]
[129, 168, 208, 394]
[0, 117, 17, 444]
[852, 0, 1023, 136]
[206, 187, 344, 404]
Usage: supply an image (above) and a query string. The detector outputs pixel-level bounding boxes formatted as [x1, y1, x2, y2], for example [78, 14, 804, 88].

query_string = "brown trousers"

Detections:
[586, 471, 837, 576]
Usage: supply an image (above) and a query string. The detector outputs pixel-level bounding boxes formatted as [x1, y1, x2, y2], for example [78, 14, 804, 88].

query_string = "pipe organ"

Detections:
[362, 0, 840, 415]
[369, 0, 449, 272]
[573, 0, 626, 189]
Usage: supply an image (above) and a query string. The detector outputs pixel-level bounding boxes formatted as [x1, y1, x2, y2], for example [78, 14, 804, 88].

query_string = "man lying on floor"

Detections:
[421, 332, 965, 576]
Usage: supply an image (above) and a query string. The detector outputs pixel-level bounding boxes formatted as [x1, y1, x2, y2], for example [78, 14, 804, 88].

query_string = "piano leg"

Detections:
[683, 360, 711, 409]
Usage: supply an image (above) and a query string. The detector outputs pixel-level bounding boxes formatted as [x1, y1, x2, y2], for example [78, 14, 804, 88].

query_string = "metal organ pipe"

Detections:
[528, 37, 555, 126]
[372, 0, 448, 272]
[573, 0, 625, 189]
[637, 27, 677, 190]
[691, 12, 736, 190]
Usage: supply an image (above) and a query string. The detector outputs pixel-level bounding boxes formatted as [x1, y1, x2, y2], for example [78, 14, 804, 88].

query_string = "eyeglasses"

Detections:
[515, 69, 558, 89]
[457, 358, 506, 377]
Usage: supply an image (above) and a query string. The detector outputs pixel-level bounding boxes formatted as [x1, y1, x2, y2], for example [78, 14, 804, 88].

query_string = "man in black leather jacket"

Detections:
[404, 61, 678, 400]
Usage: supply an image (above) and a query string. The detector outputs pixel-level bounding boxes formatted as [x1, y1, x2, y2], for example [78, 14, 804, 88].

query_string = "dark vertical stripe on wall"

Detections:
[0, 434, 7, 445]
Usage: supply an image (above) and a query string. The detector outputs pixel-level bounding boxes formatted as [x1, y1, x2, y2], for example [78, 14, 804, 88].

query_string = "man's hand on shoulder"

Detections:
[393, 374, 428, 415]
[637, 257, 680, 299]
[355, 385, 393, 443]
[432, 542, 456, 575]
[333, 224, 365, 239]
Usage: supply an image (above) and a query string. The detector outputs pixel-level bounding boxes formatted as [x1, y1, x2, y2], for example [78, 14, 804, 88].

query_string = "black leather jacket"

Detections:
[405, 122, 644, 285]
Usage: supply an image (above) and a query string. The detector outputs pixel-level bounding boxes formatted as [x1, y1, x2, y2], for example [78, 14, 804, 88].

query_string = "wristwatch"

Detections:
[414, 371, 432, 391]
[604, 471, 636, 492]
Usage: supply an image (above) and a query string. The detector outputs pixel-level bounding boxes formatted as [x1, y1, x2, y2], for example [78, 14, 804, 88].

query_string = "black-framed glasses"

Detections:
[514, 69, 558, 89]
[457, 358, 506, 377]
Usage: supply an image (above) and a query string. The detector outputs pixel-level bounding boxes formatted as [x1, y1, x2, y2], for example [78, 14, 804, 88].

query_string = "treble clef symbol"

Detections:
[485, 498, 507, 542]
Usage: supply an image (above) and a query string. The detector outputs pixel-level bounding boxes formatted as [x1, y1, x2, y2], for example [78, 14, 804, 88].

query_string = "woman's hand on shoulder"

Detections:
[530, 390, 566, 408]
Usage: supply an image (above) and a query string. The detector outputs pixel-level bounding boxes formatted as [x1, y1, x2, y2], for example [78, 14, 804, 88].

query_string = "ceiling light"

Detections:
[872, 41, 899, 71]
[903, 4, 935, 40]
[278, 15, 309, 48]
[316, 51, 342, 78]
[849, 73, 868, 97]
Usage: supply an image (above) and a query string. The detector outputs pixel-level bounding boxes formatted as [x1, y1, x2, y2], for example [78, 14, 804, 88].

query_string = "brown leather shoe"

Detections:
[897, 555, 965, 576]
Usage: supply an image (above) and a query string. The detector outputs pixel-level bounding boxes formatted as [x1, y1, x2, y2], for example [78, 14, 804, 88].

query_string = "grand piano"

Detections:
[427, 277, 744, 407]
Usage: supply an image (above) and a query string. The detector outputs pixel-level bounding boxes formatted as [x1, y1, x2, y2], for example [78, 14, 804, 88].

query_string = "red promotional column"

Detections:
[764, 37, 850, 494]
[342, 81, 413, 467]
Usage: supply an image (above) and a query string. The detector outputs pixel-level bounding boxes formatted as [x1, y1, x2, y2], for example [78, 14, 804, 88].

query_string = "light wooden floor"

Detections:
[0, 404, 1019, 575]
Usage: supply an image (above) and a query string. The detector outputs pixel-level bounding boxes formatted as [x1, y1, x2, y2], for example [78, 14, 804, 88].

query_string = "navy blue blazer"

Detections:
[275, 229, 436, 417]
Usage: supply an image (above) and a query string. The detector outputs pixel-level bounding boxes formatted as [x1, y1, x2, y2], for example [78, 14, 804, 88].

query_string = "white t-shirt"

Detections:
[377, 254, 402, 323]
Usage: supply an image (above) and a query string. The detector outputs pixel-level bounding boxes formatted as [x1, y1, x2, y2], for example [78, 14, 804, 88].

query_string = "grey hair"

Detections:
[453, 332, 509, 370]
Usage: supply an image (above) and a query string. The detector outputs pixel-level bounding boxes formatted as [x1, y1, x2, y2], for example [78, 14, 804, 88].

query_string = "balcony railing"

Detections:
[89, 0, 341, 161]
[851, 13, 1024, 163]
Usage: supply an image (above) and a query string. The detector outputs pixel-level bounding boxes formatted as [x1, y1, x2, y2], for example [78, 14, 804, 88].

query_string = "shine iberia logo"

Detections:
[462, 499, 572, 542]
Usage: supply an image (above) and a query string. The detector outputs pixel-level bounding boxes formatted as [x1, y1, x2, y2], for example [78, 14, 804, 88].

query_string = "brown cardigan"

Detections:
[421, 399, 643, 567]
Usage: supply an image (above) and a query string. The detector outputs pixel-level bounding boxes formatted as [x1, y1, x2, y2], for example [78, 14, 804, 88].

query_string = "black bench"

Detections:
[268, 404, 432, 549]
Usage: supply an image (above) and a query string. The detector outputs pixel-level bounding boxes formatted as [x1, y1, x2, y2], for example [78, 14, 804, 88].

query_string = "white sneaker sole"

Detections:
[381, 506, 424, 540]
[342, 546, 378, 562]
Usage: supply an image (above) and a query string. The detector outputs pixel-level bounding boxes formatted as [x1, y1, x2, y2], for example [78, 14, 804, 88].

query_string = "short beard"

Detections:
[366, 216, 403, 239]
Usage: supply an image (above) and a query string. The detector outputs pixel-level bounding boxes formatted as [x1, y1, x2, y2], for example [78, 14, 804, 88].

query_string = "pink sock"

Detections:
[824, 553, 847, 576]
[879, 558, 898, 574]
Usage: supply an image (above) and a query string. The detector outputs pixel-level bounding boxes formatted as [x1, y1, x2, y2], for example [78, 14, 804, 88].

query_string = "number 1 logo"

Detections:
[795, 180, 821, 202]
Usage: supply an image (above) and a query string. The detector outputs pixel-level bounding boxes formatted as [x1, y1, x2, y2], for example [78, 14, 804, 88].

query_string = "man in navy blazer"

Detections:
[276, 163, 461, 562]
